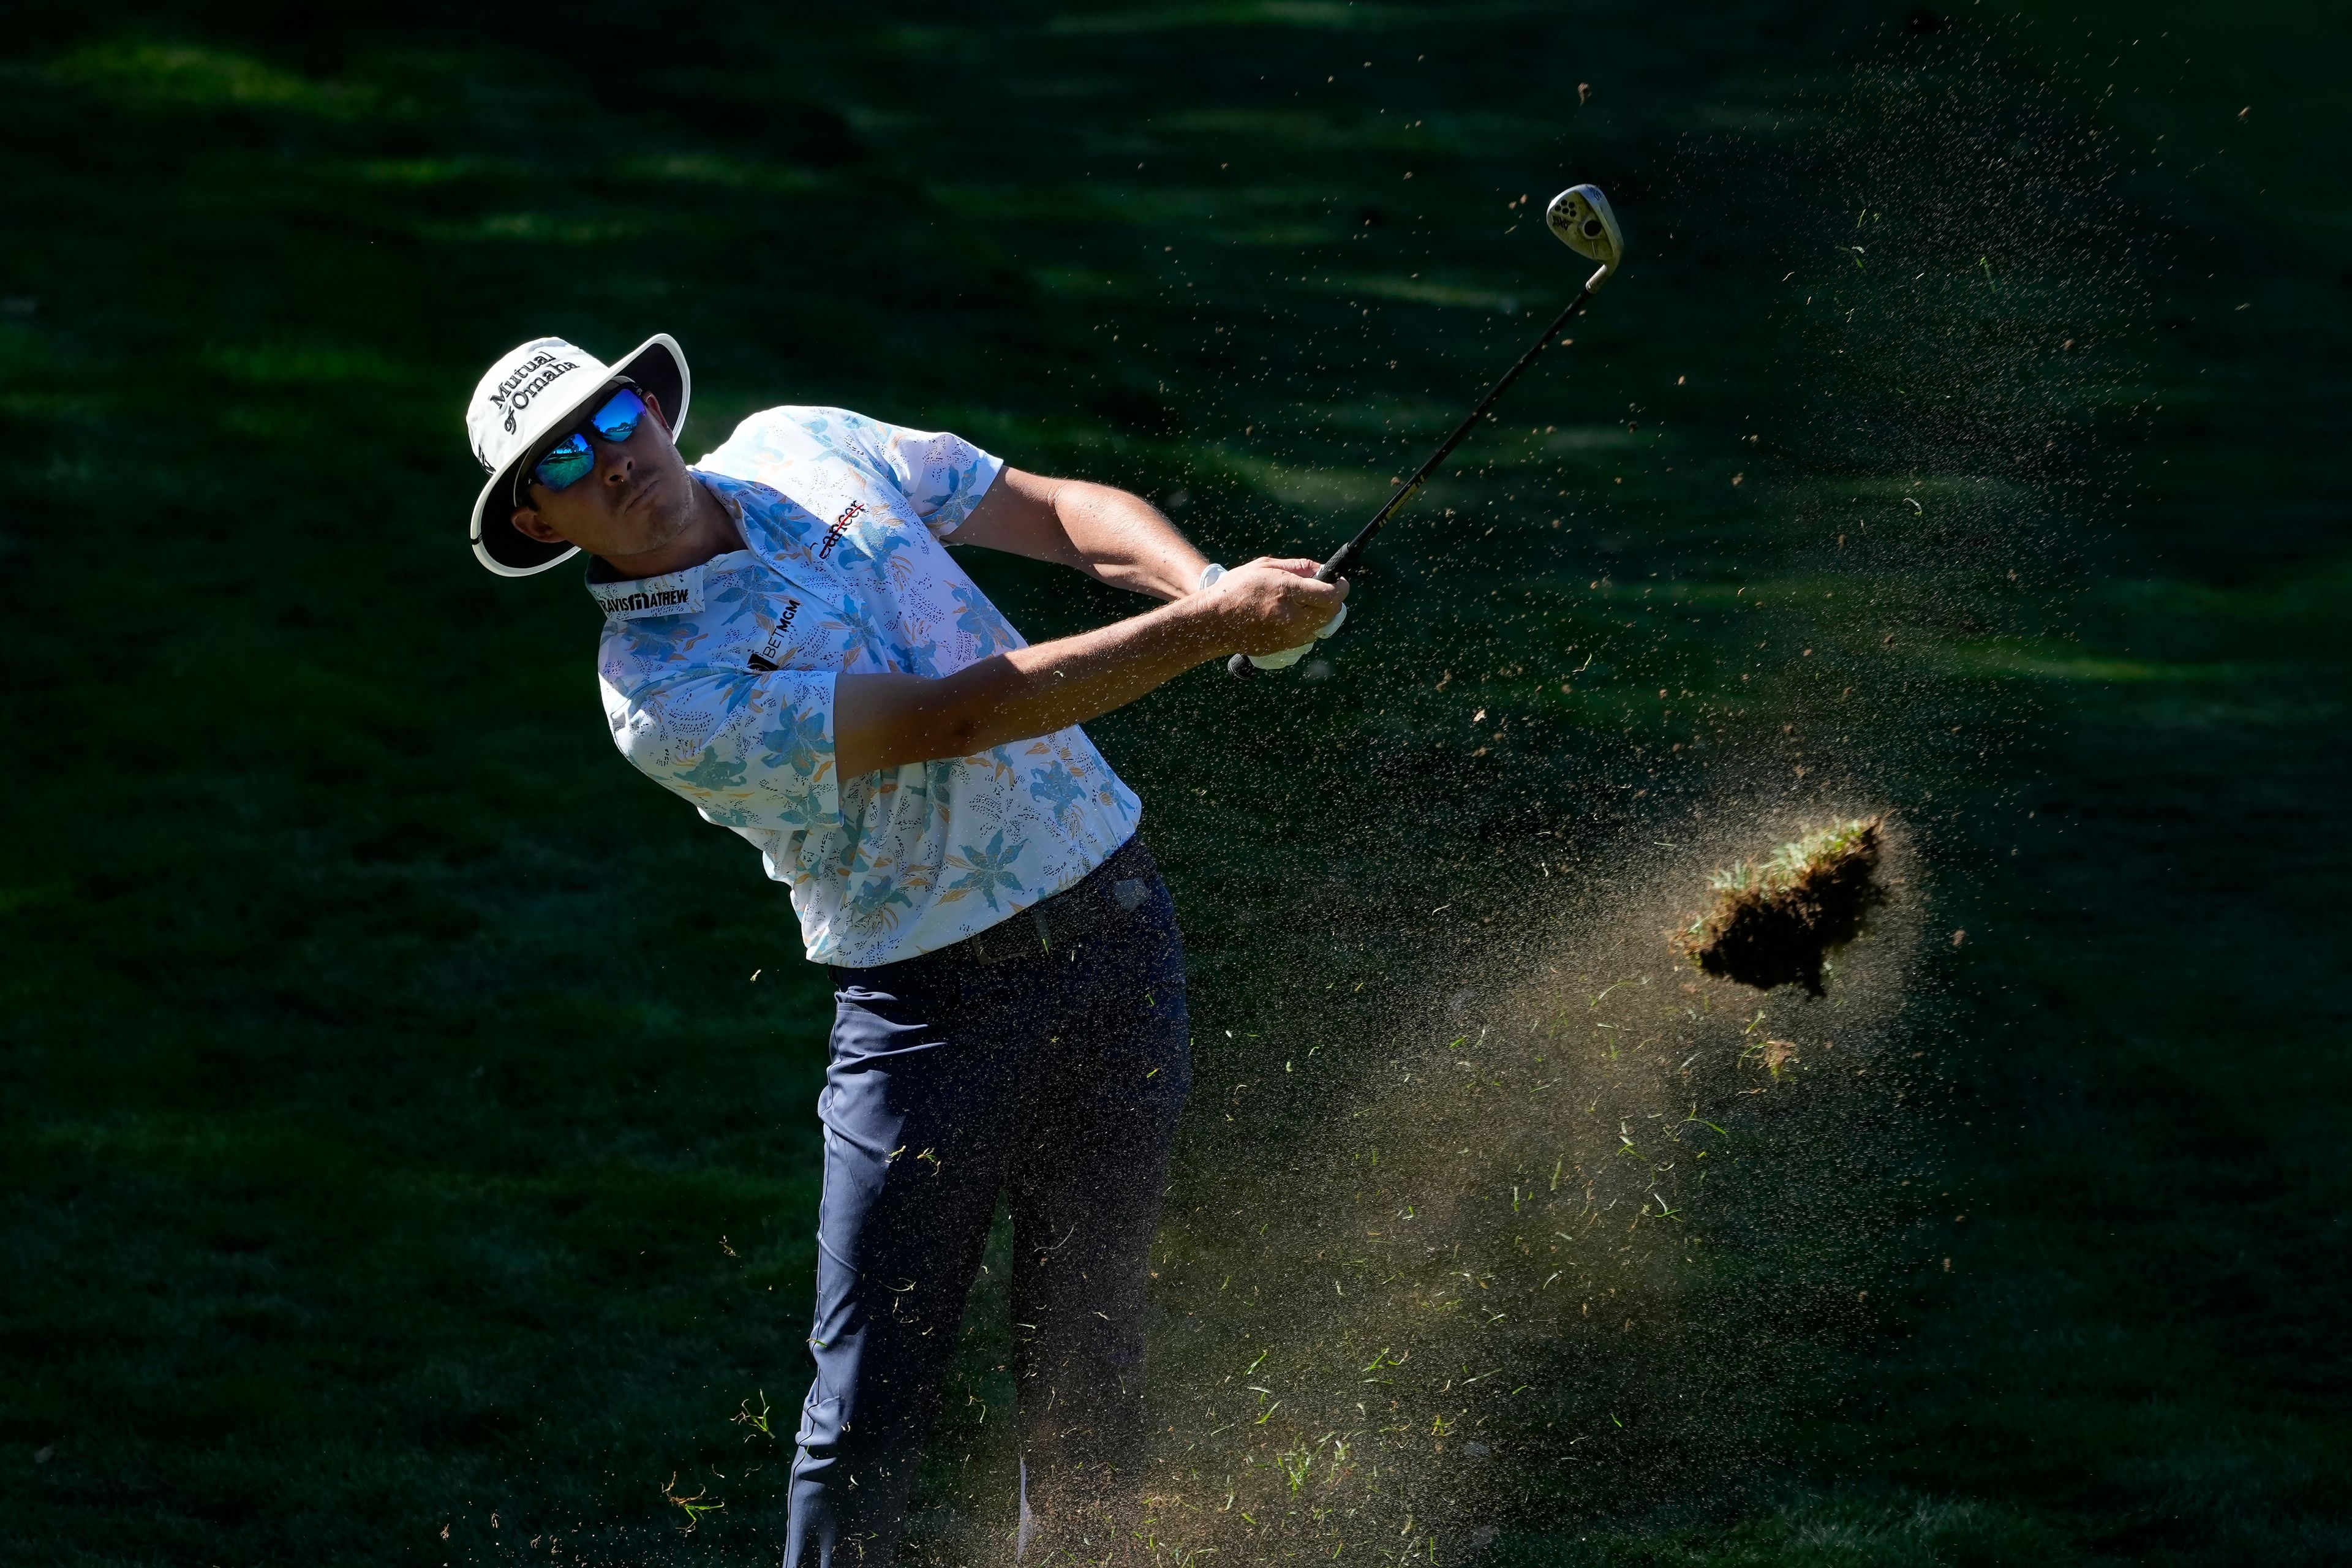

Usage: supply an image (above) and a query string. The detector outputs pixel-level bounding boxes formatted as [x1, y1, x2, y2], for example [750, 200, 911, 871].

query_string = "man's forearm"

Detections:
[1046, 479, 1210, 600]
[951, 469, 1210, 601]
[834, 597, 1223, 778]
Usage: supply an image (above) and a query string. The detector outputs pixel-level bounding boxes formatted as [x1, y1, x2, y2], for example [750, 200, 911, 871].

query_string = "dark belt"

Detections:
[962, 836, 1159, 966]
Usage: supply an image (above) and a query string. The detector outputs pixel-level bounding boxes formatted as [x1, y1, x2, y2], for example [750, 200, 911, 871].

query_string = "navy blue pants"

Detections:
[783, 845, 1191, 1568]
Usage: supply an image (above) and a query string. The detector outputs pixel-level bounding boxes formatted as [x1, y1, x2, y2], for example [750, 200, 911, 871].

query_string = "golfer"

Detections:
[462, 334, 1344, 1566]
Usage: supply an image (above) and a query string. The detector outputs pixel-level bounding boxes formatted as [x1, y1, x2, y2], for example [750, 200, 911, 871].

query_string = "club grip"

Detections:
[1226, 551, 1353, 677]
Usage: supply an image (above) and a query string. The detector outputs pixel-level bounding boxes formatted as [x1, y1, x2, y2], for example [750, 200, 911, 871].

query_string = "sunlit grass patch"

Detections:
[616, 153, 828, 195]
[356, 156, 518, 186]
[1340, 273, 1524, 312]
[50, 41, 375, 116]
[0, 392, 97, 426]
[1521, 424, 1643, 458]
[416, 213, 644, 245]
[0, 877, 72, 919]
[1254, 397, 1477, 439]
[1207, 449, 1399, 510]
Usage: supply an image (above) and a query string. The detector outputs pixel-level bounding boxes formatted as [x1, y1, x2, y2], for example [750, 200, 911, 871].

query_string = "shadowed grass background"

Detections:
[0, 1, 2345, 1564]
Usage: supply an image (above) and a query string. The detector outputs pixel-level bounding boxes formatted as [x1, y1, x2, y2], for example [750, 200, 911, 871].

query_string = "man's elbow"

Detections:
[846, 656, 1050, 774]
[931, 657, 1040, 760]
[929, 704, 992, 761]
[881, 666, 1010, 767]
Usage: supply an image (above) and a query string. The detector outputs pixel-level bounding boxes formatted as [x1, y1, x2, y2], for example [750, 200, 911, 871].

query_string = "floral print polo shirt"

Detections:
[590, 407, 1143, 967]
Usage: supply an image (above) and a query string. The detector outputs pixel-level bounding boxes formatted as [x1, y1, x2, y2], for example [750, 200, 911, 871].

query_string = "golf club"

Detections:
[1229, 183, 1627, 677]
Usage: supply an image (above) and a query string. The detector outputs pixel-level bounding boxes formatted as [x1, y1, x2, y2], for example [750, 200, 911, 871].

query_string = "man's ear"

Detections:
[510, 502, 567, 545]
[641, 391, 676, 437]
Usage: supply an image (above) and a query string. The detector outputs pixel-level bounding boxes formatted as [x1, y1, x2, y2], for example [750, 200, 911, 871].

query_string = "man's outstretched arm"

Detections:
[948, 467, 1210, 600]
[832, 559, 1344, 779]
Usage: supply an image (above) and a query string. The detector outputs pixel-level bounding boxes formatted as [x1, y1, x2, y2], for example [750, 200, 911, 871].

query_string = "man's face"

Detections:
[508, 390, 701, 565]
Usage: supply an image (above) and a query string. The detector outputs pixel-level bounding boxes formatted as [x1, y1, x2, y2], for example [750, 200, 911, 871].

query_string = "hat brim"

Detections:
[469, 333, 693, 578]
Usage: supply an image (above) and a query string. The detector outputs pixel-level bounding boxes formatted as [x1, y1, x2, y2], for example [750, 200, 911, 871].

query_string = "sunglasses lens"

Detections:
[523, 386, 645, 497]
[590, 387, 645, 444]
[531, 432, 594, 492]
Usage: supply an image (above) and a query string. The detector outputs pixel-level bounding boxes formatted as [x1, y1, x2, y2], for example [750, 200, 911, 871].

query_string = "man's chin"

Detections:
[604, 508, 697, 568]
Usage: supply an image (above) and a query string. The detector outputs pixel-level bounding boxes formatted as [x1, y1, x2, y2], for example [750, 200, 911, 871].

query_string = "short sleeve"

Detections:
[835, 412, 1003, 540]
[603, 667, 840, 833]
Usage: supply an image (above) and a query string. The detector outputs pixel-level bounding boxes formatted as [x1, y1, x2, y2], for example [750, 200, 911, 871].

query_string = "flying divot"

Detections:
[1679, 818, 1890, 995]
[1227, 183, 1627, 676]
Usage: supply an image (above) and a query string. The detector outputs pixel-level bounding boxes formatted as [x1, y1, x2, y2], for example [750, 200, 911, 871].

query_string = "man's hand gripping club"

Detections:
[1195, 561, 1349, 670]
[832, 558, 1346, 780]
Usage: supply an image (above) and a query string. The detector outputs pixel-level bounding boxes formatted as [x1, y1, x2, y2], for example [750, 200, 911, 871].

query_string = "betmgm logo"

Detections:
[748, 598, 804, 673]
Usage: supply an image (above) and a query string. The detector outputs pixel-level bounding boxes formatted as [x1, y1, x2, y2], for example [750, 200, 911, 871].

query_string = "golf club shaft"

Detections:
[1227, 276, 1602, 678]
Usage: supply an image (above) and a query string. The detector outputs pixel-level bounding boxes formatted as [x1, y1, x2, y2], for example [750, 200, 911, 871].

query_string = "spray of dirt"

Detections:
[936, 804, 1931, 1566]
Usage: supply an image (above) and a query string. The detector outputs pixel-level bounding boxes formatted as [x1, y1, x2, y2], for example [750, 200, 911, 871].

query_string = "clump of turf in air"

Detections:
[1681, 818, 1887, 995]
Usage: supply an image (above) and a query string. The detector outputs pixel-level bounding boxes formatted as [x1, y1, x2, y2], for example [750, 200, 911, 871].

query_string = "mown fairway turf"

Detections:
[2, 2, 2346, 1564]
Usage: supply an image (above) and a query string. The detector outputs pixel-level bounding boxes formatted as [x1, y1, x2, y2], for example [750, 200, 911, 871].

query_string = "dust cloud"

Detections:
[1114, 807, 1928, 1564]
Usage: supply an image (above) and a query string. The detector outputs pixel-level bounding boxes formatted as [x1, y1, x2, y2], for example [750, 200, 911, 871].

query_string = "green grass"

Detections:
[1, 1, 2348, 1563]
[1706, 820, 1879, 896]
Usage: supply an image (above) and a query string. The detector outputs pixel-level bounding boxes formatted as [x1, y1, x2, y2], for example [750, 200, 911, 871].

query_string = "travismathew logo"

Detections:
[590, 568, 703, 621]
[818, 500, 866, 557]
[488, 352, 578, 436]
[747, 597, 804, 673]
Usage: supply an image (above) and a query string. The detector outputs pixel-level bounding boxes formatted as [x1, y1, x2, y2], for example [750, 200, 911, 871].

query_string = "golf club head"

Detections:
[1546, 184, 1624, 289]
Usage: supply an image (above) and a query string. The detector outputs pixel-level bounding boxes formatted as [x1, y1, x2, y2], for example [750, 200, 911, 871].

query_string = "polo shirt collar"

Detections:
[580, 472, 826, 621]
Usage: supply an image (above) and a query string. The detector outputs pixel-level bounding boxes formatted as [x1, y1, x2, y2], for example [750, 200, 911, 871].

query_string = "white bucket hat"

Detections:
[465, 333, 692, 577]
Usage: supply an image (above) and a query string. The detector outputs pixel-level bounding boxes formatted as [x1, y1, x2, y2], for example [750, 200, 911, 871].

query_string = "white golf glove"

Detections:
[1197, 562, 1348, 670]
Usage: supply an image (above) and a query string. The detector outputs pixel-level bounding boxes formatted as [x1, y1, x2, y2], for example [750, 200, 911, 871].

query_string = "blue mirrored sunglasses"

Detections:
[522, 384, 647, 496]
